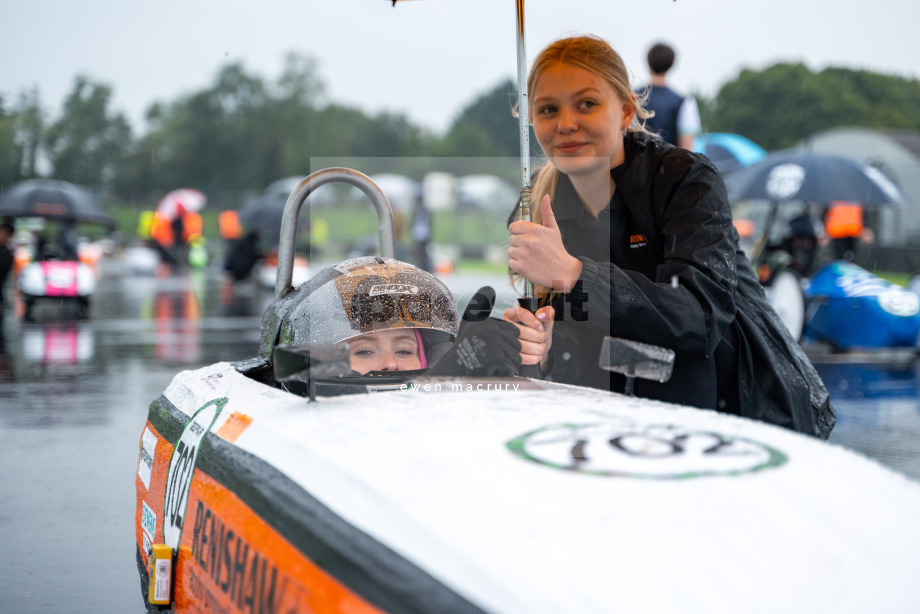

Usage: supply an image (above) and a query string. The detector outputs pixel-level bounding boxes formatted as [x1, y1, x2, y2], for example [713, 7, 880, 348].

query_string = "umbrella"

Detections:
[238, 195, 286, 241]
[264, 176, 337, 208]
[0, 178, 115, 227]
[724, 149, 907, 206]
[156, 188, 207, 220]
[243, 175, 344, 245]
[238, 195, 316, 247]
[693, 133, 767, 174]
[264, 176, 304, 200]
[724, 149, 906, 265]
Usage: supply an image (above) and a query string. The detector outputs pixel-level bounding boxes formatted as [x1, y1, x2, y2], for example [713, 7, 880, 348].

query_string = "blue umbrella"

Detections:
[693, 133, 767, 174]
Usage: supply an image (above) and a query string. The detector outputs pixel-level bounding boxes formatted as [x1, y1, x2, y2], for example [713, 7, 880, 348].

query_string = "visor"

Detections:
[278, 257, 459, 349]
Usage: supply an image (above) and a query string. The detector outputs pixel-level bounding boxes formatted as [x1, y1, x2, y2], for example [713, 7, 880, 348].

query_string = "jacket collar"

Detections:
[609, 132, 664, 249]
[550, 132, 672, 247]
[551, 173, 587, 222]
[611, 131, 658, 184]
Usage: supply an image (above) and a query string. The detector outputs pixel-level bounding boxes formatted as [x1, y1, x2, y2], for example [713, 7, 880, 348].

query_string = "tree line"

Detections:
[3, 52, 920, 209]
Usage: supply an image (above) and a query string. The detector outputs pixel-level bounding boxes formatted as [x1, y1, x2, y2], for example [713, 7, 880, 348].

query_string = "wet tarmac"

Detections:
[1, 257, 918, 612]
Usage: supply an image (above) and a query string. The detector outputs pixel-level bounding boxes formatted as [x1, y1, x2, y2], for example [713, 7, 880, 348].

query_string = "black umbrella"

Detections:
[724, 149, 907, 205]
[0, 179, 115, 227]
[237, 195, 285, 243]
[724, 150, 905, 266]
[239, 194, 321, 248]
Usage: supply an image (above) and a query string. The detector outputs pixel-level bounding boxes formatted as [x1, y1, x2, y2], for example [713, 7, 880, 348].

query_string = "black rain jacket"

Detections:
[545, 132, 835, 439]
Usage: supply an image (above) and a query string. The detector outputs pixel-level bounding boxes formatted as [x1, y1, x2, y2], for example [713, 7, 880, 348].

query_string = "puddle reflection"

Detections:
[818, 361, 920, 480]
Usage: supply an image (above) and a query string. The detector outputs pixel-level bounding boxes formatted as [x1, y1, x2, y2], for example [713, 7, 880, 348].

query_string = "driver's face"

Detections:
[348, 328, 421, 374]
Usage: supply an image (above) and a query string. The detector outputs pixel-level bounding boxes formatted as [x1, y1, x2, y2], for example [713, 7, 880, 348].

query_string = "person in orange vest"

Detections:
[218, 210, 242, 242]
[182, 211, 203, 244]
[148, 212, 179, 269]
[150, 212, 174, 248]
[169, 205, 188, 268]
[823, 200, 874, 261]
[160, 205, 204, 270]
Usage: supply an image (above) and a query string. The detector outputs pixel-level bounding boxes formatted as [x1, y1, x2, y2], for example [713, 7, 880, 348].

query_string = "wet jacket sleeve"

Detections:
[574, 144, 738, 359]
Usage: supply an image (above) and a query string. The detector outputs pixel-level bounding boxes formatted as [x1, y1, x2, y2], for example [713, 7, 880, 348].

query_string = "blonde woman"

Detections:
[504, 35, 834, 438]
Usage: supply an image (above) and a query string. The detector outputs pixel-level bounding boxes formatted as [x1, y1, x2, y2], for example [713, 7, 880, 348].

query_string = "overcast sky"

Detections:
[2, 0, 919, 136]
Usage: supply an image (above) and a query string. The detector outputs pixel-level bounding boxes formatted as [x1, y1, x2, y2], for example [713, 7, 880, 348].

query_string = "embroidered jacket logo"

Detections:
[629, 234, 648, 248]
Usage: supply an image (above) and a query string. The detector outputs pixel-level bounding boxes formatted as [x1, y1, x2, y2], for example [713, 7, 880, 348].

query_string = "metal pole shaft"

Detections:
[515, 0, 541, 379]
[515, 0, 534, 300]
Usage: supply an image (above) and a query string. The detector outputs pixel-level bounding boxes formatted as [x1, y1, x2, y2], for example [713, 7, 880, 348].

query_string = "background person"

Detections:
[57, 220, 79, 261]
[504, 35, 834, 439]
[822, 200, 873, 261]
[222, 229, 263, 283]
[0, 221, 15, 325]
[169, 205, 188, 267]
[410, 186, 432, 272]
[761, 209, 821, 281]
[219, 228, 263, 305]
[635, 42, 701, 150]
[781, 213, 820, 276]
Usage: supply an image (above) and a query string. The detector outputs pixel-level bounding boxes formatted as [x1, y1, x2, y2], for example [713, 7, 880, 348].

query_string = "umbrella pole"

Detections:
[752, 200, 780, 266]
[515, 0, 541, 378]
[515, 0, 531, 221]
[515, 0, 535, 307]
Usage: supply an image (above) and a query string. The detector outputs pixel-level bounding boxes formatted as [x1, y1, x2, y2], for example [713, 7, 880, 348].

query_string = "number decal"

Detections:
[508, 423, 787, 479]
[163, 398, 228, 547]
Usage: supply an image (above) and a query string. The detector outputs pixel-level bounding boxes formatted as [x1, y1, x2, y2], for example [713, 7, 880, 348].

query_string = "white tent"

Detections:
[337, 173, 419, 213]
[263, 175, 338, 208]
[456, 174, 518, 211]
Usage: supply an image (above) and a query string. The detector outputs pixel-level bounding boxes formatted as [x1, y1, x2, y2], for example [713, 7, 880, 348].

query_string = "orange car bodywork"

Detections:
[135, 407, 383, 614]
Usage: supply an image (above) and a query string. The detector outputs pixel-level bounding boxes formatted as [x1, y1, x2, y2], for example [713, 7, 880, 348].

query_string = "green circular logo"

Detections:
[507, 423, 787, 479]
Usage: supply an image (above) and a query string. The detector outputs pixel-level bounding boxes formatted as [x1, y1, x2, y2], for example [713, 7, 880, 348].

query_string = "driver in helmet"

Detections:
[347, 328, 428, 374]
[277, 256, 537, 378]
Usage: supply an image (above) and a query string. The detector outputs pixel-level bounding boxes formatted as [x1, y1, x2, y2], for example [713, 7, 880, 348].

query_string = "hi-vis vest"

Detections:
[183, 212, 203, 243]
[218, 210, 242, 240]
[150, 211, 203, 246]
[150, 213, 174, 247]
[825, 201, 864, 239]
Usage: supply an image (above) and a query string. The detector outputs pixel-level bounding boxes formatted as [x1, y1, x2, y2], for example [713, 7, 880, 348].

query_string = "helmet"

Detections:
[785, 214, 817, 240]
[273, 256, 459, 366]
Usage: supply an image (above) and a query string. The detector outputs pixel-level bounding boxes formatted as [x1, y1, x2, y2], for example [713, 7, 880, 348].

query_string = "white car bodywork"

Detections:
[142, 360, 920, 613]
